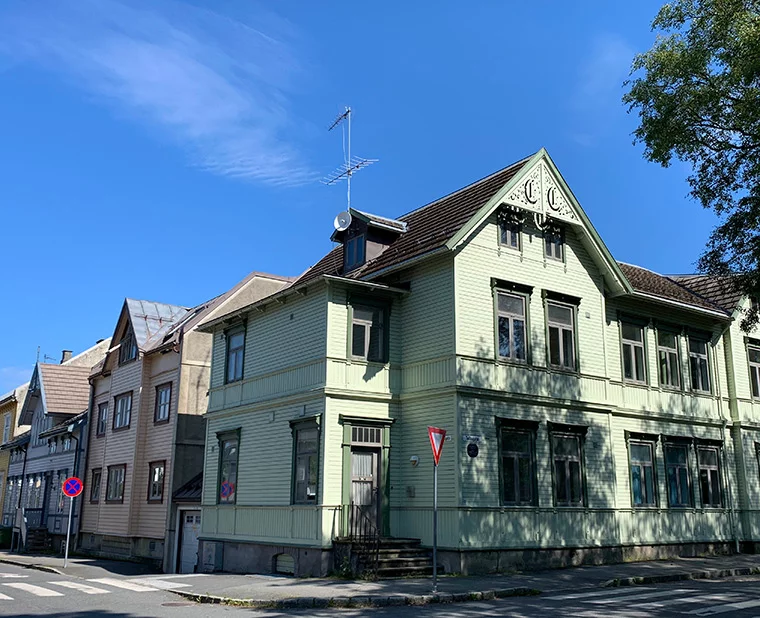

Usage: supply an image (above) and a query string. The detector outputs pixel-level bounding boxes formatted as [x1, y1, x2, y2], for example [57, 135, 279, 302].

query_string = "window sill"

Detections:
[117, 358, 138, 368]
[105, 499, 124, 504]
[112, 425, 131, 433]
[622, 380, 648, 387]
[547, 366, 579, 376]
[153, 418, 170, 426]
[147, 498, 164, 504]
[496, 357, 529, 367]
[224, 378, 244, 386]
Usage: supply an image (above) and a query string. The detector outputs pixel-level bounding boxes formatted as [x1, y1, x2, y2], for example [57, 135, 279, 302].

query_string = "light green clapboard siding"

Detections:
[203, 398, 325, 509]
[455, 215, 606, 377]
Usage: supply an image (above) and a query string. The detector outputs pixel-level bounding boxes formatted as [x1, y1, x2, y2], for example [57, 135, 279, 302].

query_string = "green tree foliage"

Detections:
[624, 0, 760, 327]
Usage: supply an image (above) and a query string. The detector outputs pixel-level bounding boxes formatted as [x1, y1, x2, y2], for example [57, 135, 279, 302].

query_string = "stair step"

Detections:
[377, 558, 433, 569]
[377, 565, 437, 577]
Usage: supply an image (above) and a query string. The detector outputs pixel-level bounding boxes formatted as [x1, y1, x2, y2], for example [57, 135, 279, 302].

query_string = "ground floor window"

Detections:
[217, 431, 239, 505]
[90, 469, 102, 503]
[550, 426, 586, 507]
[293, 424, 320, 504]
[106, 465, 126, 503]
[499, 423, 536, 506]
[664, 442, 693, 507]
[629, 440, 657, 507]
[697, 445, 723, 507]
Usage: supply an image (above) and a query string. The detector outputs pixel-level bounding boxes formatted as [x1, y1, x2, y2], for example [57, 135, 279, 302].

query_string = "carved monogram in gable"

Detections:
[503, 161, 578, 225]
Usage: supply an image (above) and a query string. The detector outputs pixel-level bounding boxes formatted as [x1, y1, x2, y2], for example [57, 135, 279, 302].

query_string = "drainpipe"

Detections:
[76, 383, 95, 551]
[14, 444, 29, 552]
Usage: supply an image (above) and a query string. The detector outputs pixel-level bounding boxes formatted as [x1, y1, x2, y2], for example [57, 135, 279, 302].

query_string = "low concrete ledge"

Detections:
[0, 557, 62, 576]
[170, 586, 541, 609]
[601, 566, 760, 588]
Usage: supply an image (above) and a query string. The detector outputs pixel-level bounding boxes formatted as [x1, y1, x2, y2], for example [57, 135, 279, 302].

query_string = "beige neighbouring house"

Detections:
[0, 383, 29, 530]
[79, 272, 291, 572]
[196, 148, 760, 577]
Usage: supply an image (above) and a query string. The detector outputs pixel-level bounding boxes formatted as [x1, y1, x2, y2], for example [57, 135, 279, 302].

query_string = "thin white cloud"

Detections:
[0, 0, 313, 185]
[570, 33, 634, 146]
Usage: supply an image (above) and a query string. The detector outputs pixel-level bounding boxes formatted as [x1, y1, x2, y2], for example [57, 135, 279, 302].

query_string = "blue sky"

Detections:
[0, 0, 717, 392]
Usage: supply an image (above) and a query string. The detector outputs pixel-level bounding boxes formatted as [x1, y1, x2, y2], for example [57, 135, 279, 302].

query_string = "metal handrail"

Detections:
[23, 508, 44, 529]
[347, 502, 380, 578]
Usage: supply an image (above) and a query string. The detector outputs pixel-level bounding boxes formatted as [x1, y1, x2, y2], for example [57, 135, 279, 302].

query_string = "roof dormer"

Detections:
[331, 208, 407, 274]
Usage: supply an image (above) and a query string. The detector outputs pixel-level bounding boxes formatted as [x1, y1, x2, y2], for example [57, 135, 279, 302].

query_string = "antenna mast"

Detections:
[322, 106, 377, 210]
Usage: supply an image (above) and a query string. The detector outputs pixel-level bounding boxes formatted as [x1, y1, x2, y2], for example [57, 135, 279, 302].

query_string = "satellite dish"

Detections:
[334, 211, 352, 232]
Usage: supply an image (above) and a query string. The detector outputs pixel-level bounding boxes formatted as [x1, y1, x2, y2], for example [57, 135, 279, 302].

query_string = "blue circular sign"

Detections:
[63, 477, 83, 498]
[220, 481, 234, 499]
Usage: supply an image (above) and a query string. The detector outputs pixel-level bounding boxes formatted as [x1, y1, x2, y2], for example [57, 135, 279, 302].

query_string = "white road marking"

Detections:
[692, 598, 760, 615]
[88, 578, 158, 592]
[3, 582, 64, 597]
[544, 587, 656, 601]
[0, 593, 12, 600]
[0, 574, 27, 579]
[638, 593, 744, 608]
[48, 581, 110, 595]
[589, 588, 690, 604]
[128, 578, 191, 590]
[137, 574, 208, 580]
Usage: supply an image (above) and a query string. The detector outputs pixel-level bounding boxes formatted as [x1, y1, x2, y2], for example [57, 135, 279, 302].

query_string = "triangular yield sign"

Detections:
[428, 426, 446, 466]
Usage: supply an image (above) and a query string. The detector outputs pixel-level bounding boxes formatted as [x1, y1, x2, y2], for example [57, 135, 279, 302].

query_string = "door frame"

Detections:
[173, 506, 201, 573]
[340, 415, 394, 538]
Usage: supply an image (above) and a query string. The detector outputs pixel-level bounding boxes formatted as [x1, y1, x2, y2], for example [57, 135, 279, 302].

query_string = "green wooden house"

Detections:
[196, 150, 760, 576]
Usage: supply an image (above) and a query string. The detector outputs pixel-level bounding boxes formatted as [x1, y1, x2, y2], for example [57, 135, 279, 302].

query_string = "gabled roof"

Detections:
[619, 263, 729, 316]
[670, 275, 743, 314]
[38, 364, 92, 415]
[39, 409, 87, 439]
[123, 299, 190, 351]
[173, 473, 202, 503]
[296, 156, 531, 285]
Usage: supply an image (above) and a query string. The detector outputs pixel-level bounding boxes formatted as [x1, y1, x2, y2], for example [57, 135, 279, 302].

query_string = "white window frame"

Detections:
[97, 403, 108, 435]
[499, 220, 521, 250]
[148, 461, 165, 502]
[350, 304, 386, 363]
[496, 291, 528, 362]
[225, 328, 245, 384]
[546, 300, 576, 371]
[748, 343, 760, 399]
[621, 322, 647, 384]
[658, 329, 681, 389]
[544, 229, 564, 262]
[118, 329, 138, 365]
[697, 445, 723, 507]
[688, 337, 711, 393]
[2, 414, 10, 444]
[113, 393, 132, 430]
[106, 465, 126, 503]
[154, 383, 171, 423]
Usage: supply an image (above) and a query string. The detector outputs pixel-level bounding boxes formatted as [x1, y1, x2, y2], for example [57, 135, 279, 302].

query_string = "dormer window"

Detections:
[119, 328, 138, 365]
[344, 235, 366, 272]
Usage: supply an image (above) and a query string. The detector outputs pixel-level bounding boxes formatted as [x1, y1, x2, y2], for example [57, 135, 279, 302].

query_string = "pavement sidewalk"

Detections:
[2, 550, 760, 609]
[170, 553, 760, 609]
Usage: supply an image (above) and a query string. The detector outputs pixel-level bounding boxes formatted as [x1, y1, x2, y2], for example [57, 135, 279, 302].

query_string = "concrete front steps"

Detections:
[375, 538, 436, 578]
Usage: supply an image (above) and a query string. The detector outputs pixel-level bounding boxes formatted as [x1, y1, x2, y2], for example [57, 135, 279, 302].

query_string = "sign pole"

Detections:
[64, 495, 73, 569]
[433, 459, 438, 593]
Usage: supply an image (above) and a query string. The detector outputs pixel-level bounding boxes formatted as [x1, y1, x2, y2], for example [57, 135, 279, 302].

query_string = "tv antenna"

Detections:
[322, 106, 377, 210]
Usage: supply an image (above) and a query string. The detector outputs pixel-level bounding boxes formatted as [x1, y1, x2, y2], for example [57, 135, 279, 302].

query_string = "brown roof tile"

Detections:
[618, 263, 728, 314]
[670, 275, 743, 313]
[295, 156, 531, 285]
[38, 364, 92, 415]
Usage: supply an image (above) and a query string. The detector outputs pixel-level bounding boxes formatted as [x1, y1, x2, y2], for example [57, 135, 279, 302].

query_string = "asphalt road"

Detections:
[2, 562, 760, 617]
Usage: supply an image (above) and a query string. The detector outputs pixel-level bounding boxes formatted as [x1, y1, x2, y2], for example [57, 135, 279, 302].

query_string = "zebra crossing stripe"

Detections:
[638, 593, 745, 609]
[127, 578, 191, 590]
[589, 588, 690, 604]
[87, 578, 158, 592]
[544, 587, 656, 601]
[48, 581, 110, 595]
[692, 598, 760, 615]
[0, 593, 12, 600]
[3, 583, 64, 597]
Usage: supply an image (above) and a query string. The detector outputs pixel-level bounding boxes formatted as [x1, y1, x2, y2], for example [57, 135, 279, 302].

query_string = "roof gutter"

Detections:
[0, 392, 16, 407]
[322, 275, 410, 294]
[631, 292, 731, 321]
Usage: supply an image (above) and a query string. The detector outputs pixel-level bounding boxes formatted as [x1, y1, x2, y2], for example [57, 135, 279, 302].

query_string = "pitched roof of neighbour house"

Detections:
[173, 472, 202, 503]
[669, 274, 744, 314]
[296, 156, 532, 286]
[36, 364, 93, 415]
[618, 263, 730, 316]
[0, 429, 30, 451]
[39, 409, 87, 439]
[124, 299, 191, 351]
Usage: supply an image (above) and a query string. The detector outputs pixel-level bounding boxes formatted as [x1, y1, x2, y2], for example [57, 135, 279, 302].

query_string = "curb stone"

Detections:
[170, 586, 541, 609]
[0, 558, 63, 576]
[600, 566, 760, 588]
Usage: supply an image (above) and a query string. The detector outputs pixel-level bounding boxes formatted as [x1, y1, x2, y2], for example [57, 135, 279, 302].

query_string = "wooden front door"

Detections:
[350, 447, 380, 532]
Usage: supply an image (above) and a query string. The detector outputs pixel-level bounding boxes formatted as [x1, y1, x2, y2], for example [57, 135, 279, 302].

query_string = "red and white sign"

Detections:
[428, 426, 447, 466]
[62, 477, 83, 498]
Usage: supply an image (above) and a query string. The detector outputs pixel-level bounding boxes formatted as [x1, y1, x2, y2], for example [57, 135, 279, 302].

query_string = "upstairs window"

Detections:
[748, 344, 760, 398]
[113, 392, 132, 430]
[344, 235, 366, 272]
[96, 403, 108, 436]
[351, 305, 386, 363]
[547, 301, 575, 370]
[544, 228, 564, 262]
[497, 292, 527, 362]
[148, 461, 165, 502]
[689, 338, 711, 393]
[621, 323, 646, 383]
[154, 383, 172, 423]
[119, 328, 138, 365]
[225, 328, 245, 384]
[90, 469, 102, 503]
[2, 414, 10, 444]
[499, 221, 520, 250]
[658, 330, 681, 389]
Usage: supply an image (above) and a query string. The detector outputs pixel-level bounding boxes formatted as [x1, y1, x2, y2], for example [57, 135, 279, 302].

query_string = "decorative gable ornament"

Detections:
[502, 161, 577, 226]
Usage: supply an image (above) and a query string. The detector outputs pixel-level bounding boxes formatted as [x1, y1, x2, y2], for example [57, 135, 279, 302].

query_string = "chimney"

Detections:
[60, 350, 73, 364]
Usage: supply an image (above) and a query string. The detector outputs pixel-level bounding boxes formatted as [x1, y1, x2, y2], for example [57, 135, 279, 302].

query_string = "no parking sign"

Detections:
[61, 476, 83, 568]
